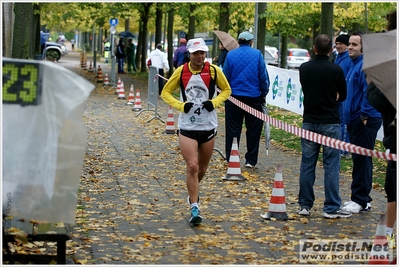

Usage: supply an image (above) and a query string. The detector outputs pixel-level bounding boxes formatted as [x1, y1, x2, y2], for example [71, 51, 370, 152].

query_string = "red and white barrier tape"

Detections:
[156, 74, 396, 161]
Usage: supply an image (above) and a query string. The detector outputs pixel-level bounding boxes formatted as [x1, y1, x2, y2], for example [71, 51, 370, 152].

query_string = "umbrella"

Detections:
[362, 29, 397, 108]
[118, 31, 135, 38]
[263, 103, 271, 155]
[213, 30, 239, 51]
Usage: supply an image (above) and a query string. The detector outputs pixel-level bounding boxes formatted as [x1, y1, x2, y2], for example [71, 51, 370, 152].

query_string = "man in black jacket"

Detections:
[297, 34, 351, 219]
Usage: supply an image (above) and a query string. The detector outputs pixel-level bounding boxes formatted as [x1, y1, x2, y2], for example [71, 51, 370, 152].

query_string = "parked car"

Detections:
[40, 31, 68, 61]
[265, 46, 278, 66]
[43, 41, 68, 61]
[264, 49, 277, 66]
[287, 48, 310, 69]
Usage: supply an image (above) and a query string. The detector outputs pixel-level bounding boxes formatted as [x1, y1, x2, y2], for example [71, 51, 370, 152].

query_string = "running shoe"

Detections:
[323, 209, 352, 219]
[189, 206, 202, 225]
[298, 208, 310, 216]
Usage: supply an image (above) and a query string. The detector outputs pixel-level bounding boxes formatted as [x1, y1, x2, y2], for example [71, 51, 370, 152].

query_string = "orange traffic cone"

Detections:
[126, 84, 135, 105]
[103, 73, 109, 86]
[97, 65, 103, 83]
[165, 106, 175, 134]
[222, 137, 245, 181]
[80, 53, 84, 68]
[118, 81, 126, 99]
[132, 89, 143, 111]
[369, 214, 390, 264]
[260, 165, 288, 220]
[115, 77, 121, 95]
[88, 61, 93, 72]
[83, 60, 87, 70]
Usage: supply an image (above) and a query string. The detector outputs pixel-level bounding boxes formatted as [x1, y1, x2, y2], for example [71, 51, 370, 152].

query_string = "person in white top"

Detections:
[146, 44, 170, 95]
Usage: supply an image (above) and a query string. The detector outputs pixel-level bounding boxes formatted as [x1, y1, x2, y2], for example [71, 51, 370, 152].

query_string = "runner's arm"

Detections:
[161, 67, 185, 112]
[211, 66, 232, 108]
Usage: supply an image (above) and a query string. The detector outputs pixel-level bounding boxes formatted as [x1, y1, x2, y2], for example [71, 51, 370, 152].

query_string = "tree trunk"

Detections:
[257, 3, 266, 55]
[33, 3, 40, 55]
[320, 3, 334, 38]
[281, 35, 288, 69]
[3, 2, 15, 57]
[213, 3, 230, 59]
[188, 4, 196, 39]
[13, 3, 35, 59]
[155, 4, 163, 46]
[139, 3, 152, 72]
[219, 3, 230, 32]
[167, 7, 174, 76]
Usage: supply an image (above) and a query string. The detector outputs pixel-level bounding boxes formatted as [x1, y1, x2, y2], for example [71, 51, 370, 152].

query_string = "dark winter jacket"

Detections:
[367, 82, 396, 152]
[299, 54, 347, 124]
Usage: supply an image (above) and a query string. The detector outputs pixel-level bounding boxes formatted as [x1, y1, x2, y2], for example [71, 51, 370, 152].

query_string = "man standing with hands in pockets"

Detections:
[297, 34, 350, 219]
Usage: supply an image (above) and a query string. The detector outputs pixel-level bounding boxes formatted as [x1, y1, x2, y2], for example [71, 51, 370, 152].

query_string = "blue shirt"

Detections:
[343, 55, 381, 125]
[335, 50, 352, 77]
[223, 43, 270, 98]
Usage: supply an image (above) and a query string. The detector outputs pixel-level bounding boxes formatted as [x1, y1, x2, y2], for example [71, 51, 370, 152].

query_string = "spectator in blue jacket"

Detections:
[341, 32, 382, 214]
[334, 34, 352, 158]
[222, 31, 270, 176]
[173, 38, 187, 69]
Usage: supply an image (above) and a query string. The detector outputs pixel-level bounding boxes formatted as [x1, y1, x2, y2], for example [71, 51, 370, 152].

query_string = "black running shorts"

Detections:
[178, 129, 217, 146]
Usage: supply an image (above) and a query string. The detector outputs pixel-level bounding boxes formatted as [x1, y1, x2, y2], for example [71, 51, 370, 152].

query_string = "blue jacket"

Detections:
[173, 44, 187, 68]
[223, 44, 269, 98]
[343, 55, 381, 125]
[335, 50, 352, 77]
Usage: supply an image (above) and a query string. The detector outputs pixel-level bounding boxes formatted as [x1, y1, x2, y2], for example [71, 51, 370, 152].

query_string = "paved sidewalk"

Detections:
[57, 50, 390, 265]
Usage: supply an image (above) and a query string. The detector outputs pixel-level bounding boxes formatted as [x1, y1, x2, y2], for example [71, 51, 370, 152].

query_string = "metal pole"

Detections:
[253, 3, 258, 49]
[364, 3, 368, 33]
[110, 33, 117, 88]
[93, 31, 97, 73]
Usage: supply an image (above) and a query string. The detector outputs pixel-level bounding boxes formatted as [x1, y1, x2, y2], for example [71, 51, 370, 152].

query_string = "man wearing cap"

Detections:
[173, 38, 188, 68]
[335, 34, 352, 159]
[222, 31, 270, 173]
[146, 44, 170, 95]
[161, 38, 231, 225]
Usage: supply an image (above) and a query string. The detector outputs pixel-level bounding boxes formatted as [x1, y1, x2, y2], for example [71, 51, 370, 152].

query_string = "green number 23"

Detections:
[3, 63, 38, 103]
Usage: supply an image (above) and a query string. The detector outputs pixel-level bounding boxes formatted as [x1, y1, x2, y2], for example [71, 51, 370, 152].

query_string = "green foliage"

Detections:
[39, 2, 396, 46]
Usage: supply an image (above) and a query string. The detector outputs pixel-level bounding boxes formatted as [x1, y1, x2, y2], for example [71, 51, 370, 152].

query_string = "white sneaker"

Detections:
[343, 201, 371, 212]
[298, 208, 310, 216]
[342, 201, 363, 213]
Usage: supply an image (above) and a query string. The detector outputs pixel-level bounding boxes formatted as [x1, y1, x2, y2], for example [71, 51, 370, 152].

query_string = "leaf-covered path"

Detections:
[61, 51, 388, 265]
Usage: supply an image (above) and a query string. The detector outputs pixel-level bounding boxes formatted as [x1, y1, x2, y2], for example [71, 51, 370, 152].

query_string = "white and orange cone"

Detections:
[88, 61, 93, 72]
[126, 84, 135, 105]
[103, 73, 109, 86]
[97, 65, 103, 83]
[80, 53, 85, 68]
[369, 214, 390, 265]
[132, 89, 143, 111]
[83, 60, 87, 70]
[222, 137, 245, 181]
[260, 165, 288, 220]
[118, 81, 126, 99]
[165, 106, 175, 134]
[115, 77, 121, 95]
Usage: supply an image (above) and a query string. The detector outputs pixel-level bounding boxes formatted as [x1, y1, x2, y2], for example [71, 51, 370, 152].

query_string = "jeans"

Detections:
[298, 123, 342, 213]
[225, 99, 264, 166]
[117, 58, 124, 73]
[347, 116, 382, 208]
